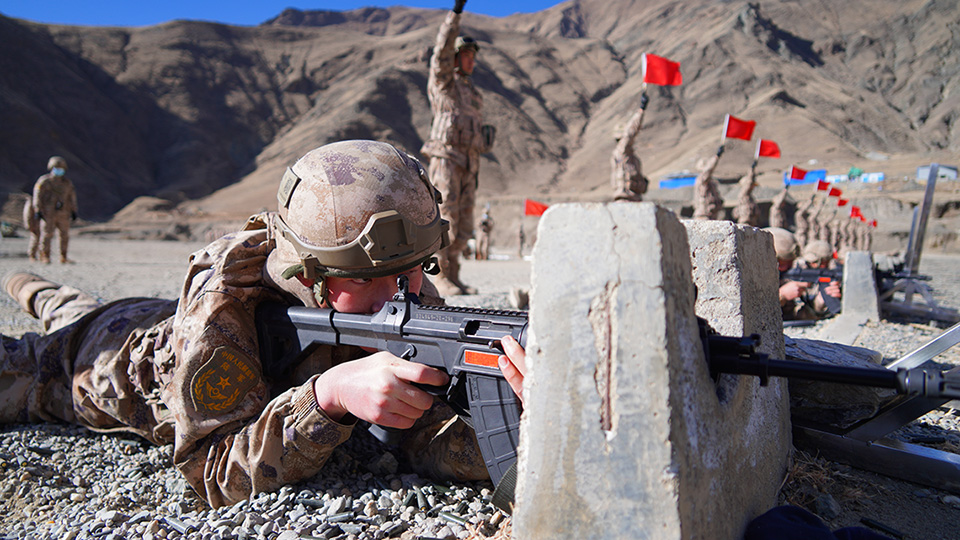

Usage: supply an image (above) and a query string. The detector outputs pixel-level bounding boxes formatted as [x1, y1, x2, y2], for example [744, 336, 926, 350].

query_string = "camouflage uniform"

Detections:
[692, 153, 723, 220]
[769, 188, 789, 229]
[22, 197, 40, 261]
[476, 208, 493, 260]
[32, 169, 78, 263]
[421, 10, 491, 291]
[610, 105, 648, 202]
[732, 166, 761, 226]
[794, 195, 815, 248]
[0, 214, 487, 508]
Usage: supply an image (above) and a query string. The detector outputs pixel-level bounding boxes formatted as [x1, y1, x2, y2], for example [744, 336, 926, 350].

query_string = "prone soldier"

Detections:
[0, 140, 526, 508]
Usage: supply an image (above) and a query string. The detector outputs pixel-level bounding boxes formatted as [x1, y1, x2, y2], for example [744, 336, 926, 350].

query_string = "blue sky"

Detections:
[1, 1, 565, 27]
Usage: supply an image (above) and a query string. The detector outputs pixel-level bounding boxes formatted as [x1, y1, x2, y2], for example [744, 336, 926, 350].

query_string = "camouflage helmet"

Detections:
[47, 156, 67, 171]
[763, 227, 799, 261]
[455, 35, 480, 53]
[802, 240, 833, 265]
[274, 140, 448, 282]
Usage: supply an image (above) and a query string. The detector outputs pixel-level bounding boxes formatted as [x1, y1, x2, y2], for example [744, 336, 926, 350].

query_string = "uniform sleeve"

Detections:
[66, 179, 78, 214]
[428, 11, 461, 95]
[696, 154, 720, 185]
[165, 238, 355, 508]
[618, 106, 646, 152]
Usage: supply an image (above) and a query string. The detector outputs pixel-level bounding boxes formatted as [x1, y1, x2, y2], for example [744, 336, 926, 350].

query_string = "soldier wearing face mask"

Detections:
[31, 155, 78, 264]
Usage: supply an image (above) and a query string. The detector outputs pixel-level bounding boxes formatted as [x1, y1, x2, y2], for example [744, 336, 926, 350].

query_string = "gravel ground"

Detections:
[0, 236, 958, 539]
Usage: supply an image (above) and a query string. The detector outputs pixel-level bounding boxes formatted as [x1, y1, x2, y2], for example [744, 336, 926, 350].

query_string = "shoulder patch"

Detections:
[191, 346, 259, 415]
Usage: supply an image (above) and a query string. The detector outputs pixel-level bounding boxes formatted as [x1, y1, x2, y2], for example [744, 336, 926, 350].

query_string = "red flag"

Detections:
[859, 215, 866, 222]
[837, 199, 849, 207]
[642, 54, 682, 86]
[816, 180, 829, 191]
[850, 206, 863, 219]
[789, 166, 808, 180]
[828, 187, 842, 197]
[757, 139, 781, 158]
[871, 219, 877, 228]
[524, 199, 549, 217]
[723, 114, 756, 141]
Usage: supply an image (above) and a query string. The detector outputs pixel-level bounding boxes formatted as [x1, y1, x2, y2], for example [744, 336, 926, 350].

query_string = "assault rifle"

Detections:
[255, 277, 960, 501]
[256, 276, 525, 487]
[780, 266, 843, 315]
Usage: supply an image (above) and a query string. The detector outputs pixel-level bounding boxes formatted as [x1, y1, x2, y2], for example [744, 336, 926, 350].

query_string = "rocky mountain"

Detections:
[0, 0, 957, 223]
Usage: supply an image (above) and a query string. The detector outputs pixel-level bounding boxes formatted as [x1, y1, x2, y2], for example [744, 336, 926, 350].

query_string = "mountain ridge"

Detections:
[0, 0, 956, 223]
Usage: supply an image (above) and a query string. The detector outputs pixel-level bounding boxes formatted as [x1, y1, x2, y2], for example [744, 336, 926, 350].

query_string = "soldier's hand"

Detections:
[34, 212, 43, 222]
[453, 0, 467, 14]
[779, 280, 808, 302]
[717, 144, 725, 157]
[71, 211, 77, 221]
[639, 93, 649, 110]
[313, 352, 449, 429]
[823, 281, 842, 299]
[498, 335, 526, 406]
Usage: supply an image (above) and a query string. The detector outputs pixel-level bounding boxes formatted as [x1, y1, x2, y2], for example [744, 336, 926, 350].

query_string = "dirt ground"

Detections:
[0, 235, 958, 539]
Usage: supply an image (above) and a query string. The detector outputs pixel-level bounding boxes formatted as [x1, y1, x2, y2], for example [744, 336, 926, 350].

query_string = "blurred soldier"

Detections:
[769, 187, 790, 229]
[611, 92, 650, 202]
[794, 194, 815, 248]
[421, 0, 494, 296]
[801, 240, 835, 270]
[22, 197, 39, 261]
[0, 140, 527, 508]
[32, 156, 78, 264]
[733, 160, 761, 226]
[692, 145, 725, 220]
[476, 203, 493, 260]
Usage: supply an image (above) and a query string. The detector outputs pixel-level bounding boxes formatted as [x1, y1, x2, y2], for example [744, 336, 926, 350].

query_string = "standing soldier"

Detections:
[692, 145, 725, 220]
[475, 203, 493, 260]
[769, 187, 790, 229]
[733, 160, 761, 226]
[794, 193, 815, 248]
[32, 156, 78, 264]
[421, 0, 494, 296]
[22, 197, 39, 262]
[611, 92, 650, 202]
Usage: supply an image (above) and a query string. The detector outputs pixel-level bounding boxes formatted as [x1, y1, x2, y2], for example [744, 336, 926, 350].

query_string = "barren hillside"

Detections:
[0, 0, 957, 231]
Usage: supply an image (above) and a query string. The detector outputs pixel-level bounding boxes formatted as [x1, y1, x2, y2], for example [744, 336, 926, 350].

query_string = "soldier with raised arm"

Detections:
[611, 92, 650, 202]
[692, 145, 725, 220]
[733, 160, 761, 226]
[421, 0, 494, 296]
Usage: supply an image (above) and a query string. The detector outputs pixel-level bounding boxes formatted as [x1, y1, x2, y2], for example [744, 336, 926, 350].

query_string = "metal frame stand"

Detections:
[794, 321, 960, 493]
[879, 163, 960, 324]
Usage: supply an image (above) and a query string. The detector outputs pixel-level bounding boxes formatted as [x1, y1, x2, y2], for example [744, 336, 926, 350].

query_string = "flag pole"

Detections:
[754, 139, 761, 161]
[720, 114, 730, 145]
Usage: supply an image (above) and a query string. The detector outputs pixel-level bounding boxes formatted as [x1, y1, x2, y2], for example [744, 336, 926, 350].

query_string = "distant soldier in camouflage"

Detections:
[610, 92, 650, 202]
[475, 203, 493, 260]
[692, 145, 725, 220]
[769, 187, 790, 229]
[733, 160, 761, 226]
[31, 156, 78, 264]
[421, 0, 494, 296]
[0, 140, 527, 508]
[794, 194, 816, 248]
[22, 197, 39, 261]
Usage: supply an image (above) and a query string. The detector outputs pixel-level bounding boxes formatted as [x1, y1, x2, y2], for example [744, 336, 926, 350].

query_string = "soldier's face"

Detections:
[457, 50, 476, 75]
[326, 267, 424, 314]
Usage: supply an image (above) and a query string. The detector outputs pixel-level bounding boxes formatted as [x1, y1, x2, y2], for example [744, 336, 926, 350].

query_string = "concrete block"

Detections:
[515, 204, 791, 540]
[841, 251, 880, 322]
